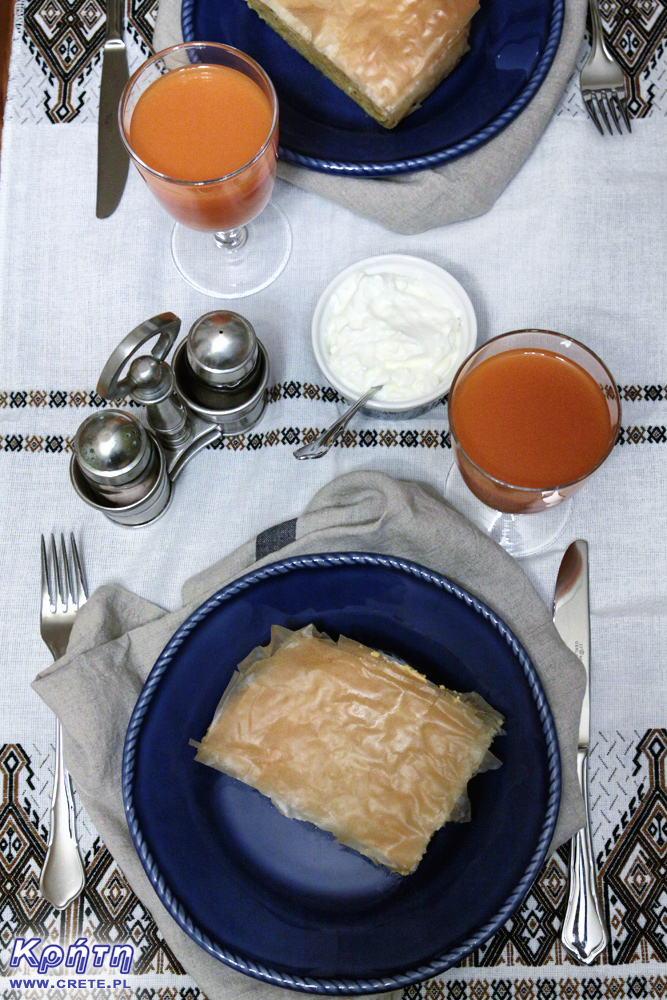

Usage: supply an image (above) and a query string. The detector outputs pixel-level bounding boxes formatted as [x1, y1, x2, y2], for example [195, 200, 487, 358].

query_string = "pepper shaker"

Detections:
[172, 310, 269, 436]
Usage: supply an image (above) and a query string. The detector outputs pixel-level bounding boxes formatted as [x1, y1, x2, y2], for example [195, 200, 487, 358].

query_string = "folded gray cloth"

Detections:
[153, 0, 586, 233]
[33, 472, 585, 1000]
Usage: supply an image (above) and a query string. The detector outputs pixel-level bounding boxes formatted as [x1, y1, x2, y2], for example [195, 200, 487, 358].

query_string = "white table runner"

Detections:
[1, 1, 667, 996]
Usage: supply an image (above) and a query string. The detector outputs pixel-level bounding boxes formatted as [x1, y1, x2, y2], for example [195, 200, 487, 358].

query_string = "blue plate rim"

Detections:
[180, 0, 564, 176]
[122, 551, 561, 994]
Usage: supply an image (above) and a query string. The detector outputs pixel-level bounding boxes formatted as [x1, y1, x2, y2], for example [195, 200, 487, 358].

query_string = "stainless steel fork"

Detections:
[39, 534, 88, 909]
[581, 0, 631, 135]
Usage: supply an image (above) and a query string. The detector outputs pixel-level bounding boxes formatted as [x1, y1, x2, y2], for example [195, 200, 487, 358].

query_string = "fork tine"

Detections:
[41, 535, 53, 613]
[607, 93, 623, 134]
[70, 534, 88, 602]
[596, 93, 613, 135]
[51, 533, 65, 610]
[618, 94, 632, 133]
[60, 533, 75, 610]
[584, 94, 604, 135]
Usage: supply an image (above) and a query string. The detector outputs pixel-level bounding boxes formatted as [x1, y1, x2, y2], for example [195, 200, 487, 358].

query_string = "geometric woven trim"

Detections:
[2, 383, 666, 409]
[401, 970, 667, 999]
[1, 425, 667, 456]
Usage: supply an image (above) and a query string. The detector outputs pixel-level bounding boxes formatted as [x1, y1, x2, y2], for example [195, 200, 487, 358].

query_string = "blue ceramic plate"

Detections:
[123, 553, 560, 993]
[181, 0, 563, 175]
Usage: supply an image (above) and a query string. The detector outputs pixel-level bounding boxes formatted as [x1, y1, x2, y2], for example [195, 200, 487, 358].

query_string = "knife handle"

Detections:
[105, 0, 124, 41]
[39, 721, 86, 909]
[561, 747, 608, 963]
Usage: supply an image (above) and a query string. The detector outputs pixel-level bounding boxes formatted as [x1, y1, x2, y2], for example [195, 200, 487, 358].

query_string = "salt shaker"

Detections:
[70, 410, 172, 526]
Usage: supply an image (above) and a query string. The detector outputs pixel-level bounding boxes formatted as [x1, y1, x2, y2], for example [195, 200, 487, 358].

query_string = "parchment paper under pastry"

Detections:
[192, 624, 503, 875]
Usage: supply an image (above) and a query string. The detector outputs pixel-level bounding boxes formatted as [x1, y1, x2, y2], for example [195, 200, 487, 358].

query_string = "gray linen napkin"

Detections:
[153, 0, 586, 234]
[32, 471, 585, 1000]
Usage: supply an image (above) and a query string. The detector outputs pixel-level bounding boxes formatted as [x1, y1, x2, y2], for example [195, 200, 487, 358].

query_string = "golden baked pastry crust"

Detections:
[241, 0, 479, 128]
[193, 625, 503, 875]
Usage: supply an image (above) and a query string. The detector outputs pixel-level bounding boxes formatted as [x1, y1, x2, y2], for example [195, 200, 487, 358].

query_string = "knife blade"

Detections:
[96, 0, 129, 219]
[553, 540, 607, 964]
[553, 539, 590, 746]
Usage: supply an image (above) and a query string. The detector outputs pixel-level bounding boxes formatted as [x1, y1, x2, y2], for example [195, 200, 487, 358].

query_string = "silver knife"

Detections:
[96, 0, 129, 218]
[553, 540, 607, 963]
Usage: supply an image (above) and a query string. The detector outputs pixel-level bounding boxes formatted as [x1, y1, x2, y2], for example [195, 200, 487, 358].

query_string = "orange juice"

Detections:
[451, 349, 614, 486]
[127, 64, 277, 231]
[449, 346, 618, 513]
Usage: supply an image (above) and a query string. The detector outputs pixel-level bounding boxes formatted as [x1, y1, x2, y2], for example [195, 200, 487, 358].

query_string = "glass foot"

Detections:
[444, 464, 572, 558]
[171, 202, 292, 298]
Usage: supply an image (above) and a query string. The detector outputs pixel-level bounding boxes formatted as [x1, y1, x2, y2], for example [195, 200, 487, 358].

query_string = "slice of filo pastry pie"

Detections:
[191, 624, 504, 875]
[239, 0, 480, 127]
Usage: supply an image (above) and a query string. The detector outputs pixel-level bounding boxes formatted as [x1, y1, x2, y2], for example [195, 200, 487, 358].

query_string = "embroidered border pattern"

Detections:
[0, 384, 666, 409]
[20, 0, 155, 124]
[1, 425, 666, 454]
[3, 733, 667, 986]
[404, 974, 667, 999]
[14, 0, 667, 122]
[0, 745, 184, 977]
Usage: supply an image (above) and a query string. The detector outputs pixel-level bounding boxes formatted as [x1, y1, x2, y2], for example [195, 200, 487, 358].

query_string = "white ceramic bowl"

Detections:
[312, 254, 478, 418]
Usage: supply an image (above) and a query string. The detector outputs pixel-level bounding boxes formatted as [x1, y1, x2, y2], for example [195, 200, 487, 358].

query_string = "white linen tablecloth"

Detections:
[1, 3, 667, 997]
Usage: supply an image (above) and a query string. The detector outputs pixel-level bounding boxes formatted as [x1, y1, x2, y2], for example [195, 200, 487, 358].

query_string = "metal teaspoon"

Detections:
[293, 385, 384, 460]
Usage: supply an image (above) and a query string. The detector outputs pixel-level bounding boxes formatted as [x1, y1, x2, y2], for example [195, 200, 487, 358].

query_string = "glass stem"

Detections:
[214, 227, 248, 251]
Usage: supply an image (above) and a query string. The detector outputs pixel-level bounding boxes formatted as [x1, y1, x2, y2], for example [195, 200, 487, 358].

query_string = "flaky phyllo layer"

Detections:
[192, 625, 503, 874]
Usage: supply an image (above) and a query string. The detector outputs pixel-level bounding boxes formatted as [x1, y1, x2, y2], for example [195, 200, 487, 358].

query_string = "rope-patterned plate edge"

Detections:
[122, 552, 561, 994]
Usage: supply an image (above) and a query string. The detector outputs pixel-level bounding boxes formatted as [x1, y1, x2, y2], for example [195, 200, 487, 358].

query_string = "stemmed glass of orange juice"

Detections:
[446, 330, 621, 557]
[120, 43, 291, 298]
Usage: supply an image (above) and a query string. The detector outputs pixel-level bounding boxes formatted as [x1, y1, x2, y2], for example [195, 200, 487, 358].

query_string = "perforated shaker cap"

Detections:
[186, 311, 259, 387]
[73, 410, 152, 487]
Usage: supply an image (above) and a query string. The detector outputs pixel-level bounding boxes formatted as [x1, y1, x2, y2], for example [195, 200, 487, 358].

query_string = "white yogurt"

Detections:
[321, 270, 464, 403]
